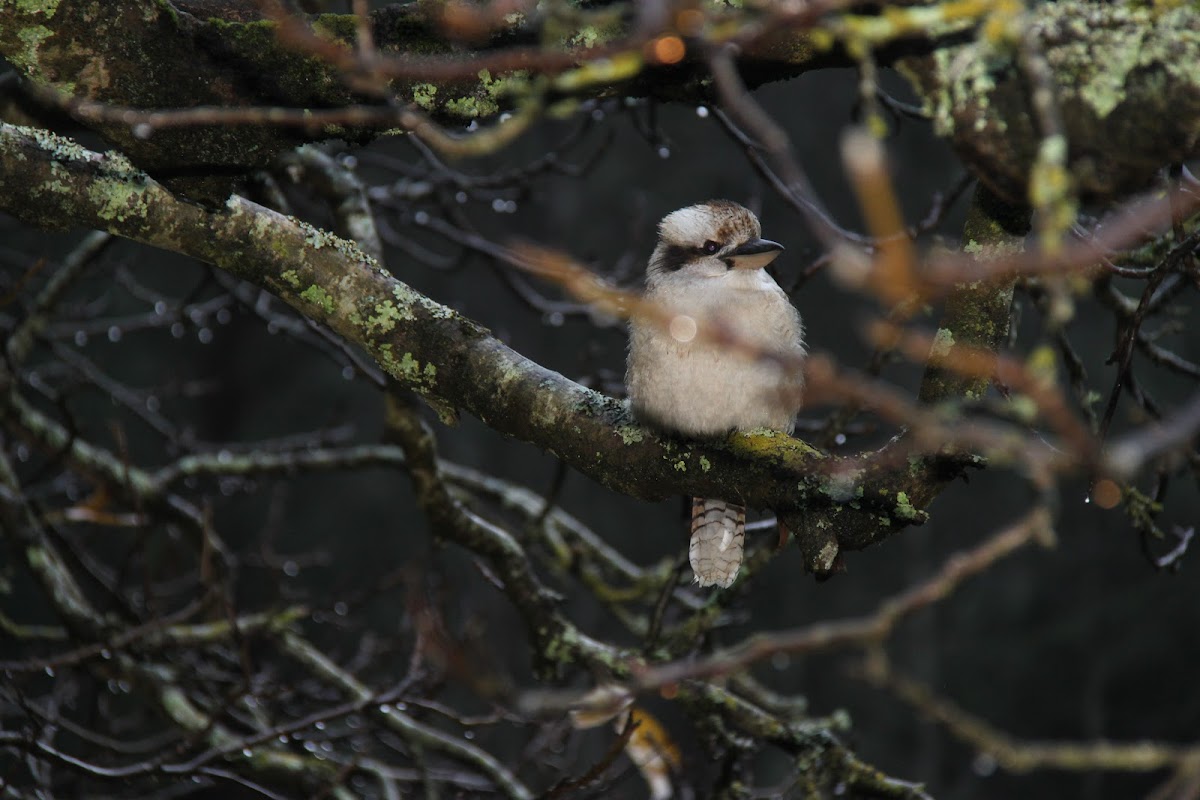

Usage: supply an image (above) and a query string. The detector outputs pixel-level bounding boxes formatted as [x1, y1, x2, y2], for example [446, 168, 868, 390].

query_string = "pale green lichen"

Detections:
[674, 460, 687, 472]
[101, 149, 137, 175]
[22, 125, 91, 163]
[291, 217, 378, 267]
[300, 285, 334, 314]
[1008, 394, 1039, 422]
[916, 2, 1200, 151]
[930, 327, 956, 359]
[17, 0, 62, 14]
[1076, 26, 1144, 118]
[917, 41, 1004, 138]
[568, 25, 603, 49]
[821, 470, 863, 503]
[280, 270, 301, 289]
[699, 456, 711, 472]
[10, 25, 54, 74]
[616, 425, 644, 445]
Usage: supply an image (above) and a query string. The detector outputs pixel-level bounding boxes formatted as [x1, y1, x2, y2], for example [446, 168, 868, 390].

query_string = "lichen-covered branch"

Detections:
[899, 2, 1200, 203]
[0, 121, 919, 545]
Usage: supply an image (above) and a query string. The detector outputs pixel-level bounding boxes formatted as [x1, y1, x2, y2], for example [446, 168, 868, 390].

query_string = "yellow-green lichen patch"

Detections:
[377, 346, 438, 392]
[88, 178, 145, 223]
[699, 455, 711, 472]
[300, 285, 334, 315]
[445, 94, 500, 119]
[364, 288, 417, 334]
[728, 429, 825, 469]
[673, 460, 687, 472]
[477, 68, 529, 101]
[366, 300, 404, 334]
[894, 491, 919, 521]
[280, 270, 302, 289]
[411, 82, 437, 110]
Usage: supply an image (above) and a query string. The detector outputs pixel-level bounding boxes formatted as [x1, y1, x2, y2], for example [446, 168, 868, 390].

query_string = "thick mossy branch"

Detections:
[0, 0, 817, 201]
[0, 122, 920, 543]
[787, 186, 1027, 574]
[900, 2, 1200, 203]
[918, 185, 1028, 406]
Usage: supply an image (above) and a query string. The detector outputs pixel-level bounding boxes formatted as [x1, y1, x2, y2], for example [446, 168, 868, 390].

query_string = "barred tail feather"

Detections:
[689, 497, 746, 588]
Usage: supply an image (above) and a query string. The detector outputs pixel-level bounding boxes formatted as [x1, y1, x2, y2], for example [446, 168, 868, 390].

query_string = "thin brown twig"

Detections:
[623, 506, 1054, 692]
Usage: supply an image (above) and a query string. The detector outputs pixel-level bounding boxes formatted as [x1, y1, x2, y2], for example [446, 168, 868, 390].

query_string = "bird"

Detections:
[626, 200, 806, 588]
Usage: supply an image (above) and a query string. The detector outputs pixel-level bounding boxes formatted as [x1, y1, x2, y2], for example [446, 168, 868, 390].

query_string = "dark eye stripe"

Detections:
[658, 242, 724, 272]
[659, 244, 692, 272]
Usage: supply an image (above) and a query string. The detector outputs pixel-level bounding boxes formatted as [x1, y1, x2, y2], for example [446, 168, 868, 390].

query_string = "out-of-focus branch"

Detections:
[279, 631, 534, 800]
[624, 506, 1053, 692]
[863, 665, 1200, 776]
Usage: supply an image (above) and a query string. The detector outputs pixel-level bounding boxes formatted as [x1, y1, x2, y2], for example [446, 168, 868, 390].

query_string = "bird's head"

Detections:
[648, 200, 784, 281]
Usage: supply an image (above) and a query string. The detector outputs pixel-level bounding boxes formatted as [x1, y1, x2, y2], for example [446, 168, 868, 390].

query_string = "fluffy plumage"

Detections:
[626, 201, 806, 587]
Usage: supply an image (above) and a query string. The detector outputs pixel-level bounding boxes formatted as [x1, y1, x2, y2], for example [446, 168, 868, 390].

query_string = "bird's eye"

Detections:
[702, 240, 720, 255]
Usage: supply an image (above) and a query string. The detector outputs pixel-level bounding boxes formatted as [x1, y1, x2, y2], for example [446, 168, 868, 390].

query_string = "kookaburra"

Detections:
[626, 200, 806, 588]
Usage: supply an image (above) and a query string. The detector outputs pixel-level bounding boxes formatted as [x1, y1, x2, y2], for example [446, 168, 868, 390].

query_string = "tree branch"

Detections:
[0, 121, 918, 557]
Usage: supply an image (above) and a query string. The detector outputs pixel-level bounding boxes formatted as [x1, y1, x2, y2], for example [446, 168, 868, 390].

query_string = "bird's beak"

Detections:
[726, 238, 784, 270]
